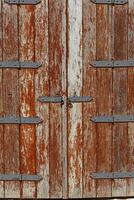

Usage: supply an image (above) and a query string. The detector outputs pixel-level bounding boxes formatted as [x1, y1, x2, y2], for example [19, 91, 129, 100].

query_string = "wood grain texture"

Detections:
[48, 0, 65, 198]
[3, 2, 20, 198]
[60, 2, 67, 199]
[0, 1, 4, 198]
[83, 0, 97, 198]
[127, 0, 134, 196]
[96, 5, 112, 198]
[35, 0, 49, 198]
[19, 5, 36, 198]
[112, 5, 128, 197]
[67, 0, 83, 198]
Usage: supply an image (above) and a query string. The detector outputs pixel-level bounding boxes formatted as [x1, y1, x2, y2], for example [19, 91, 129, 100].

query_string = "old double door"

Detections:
[0, 0, 134, 199]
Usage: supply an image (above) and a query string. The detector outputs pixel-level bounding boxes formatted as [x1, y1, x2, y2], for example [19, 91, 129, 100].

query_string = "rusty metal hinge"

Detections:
[0, 61, 41, 69]
[4, 0, 41, 5]
[0, 116, 42, 124]
[90, 0, 127, 4]
[0, 174, 42, 181]
[91, 115, 134, 123]
[90, 60, 134, 68]
[90, 172, 134, 179]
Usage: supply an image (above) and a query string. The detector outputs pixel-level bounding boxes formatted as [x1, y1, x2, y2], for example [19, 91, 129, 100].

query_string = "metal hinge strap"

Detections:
[38, 96, 63, 103]
[90, 60, 134, 68]
[0, 174, 42, 181]
[90, 0, 128, 4]
[4, 0, 41, 5]
[0, 116, 42, 124]
[90, 172, 134, 179]
[0, 61, 41, 69]
[68, 96, 93, 103]
[91, 115, 134, 123]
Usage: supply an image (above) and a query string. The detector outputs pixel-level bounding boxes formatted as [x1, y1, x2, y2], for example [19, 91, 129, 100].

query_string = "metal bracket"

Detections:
[91, 115, 134, 123]
[4, 0, 41, 5]
[38, 96, 64, 104]
[0, 174, 42, 181]
[90, 172, 134, 179]
[90, 60, 134, 68]
[0, 116, 42, 124]
[90, 0, 128, 4]
[0, 61, 41, 69]
[67, 96, 93, 108]
[68, 96, 92, 103]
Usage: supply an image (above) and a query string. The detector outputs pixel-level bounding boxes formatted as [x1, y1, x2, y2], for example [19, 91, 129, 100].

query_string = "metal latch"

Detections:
[0, 174, 42, 181]
[91, 115, 134, 123]
[67, 96, 93, 108]
[0, 61, 41, 69]
[4, 0, 41, 5]
[0, 116, 42, 124]
[38, 96, 93, 107]
[90, 172, 134, 179]
[90, 60, 134, 68]
[90, 0, 128, 4]
[38, 96, 64, 104]
[68, 96, 92, 103]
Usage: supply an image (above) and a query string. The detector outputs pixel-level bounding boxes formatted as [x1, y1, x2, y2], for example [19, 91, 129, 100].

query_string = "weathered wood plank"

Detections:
[112, 5, 128, 197]
[83, 0, 97, 198]
[19, 5, 36, 198]
[96, 5, 112, 198]
[3, 2, 20, 198]
[60, 2, 67, 199]
[67, 0, 83, 198]
[48, 0, 65, 198]
[0, 1, 4, 198]
[127, 0, 134, 196]
[35, 0, 49, 198]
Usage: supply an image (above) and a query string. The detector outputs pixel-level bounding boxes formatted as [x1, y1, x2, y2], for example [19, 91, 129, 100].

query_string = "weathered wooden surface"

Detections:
[127, 0, 134, 196]
[0, 0, 133, 199]
[49, 1, 65, 198]
[3, 2, 20, 198]
[19, 5, 36, 198]
[0, 1, 4, 198]
[83, 0, 97, 198]
[35, 0, 49, 198]
[67, 0, 83, 198]
[112, 5, 128, 197]
[96, 5, 113, 198]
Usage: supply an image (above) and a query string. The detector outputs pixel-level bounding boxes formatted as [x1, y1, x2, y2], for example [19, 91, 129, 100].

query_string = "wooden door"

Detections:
[0, 0, 134, 199]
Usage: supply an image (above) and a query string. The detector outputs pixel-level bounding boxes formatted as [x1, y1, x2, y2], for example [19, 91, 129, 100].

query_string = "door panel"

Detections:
[0, 0, 133, 199]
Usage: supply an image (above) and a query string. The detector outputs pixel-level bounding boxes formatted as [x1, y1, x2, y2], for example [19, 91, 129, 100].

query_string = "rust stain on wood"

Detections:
[112, 4, 128, 197]
[19, 4, 36, 198]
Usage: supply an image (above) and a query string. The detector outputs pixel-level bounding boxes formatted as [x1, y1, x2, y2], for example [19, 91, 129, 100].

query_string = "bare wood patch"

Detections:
[67, 0, 83, 198]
